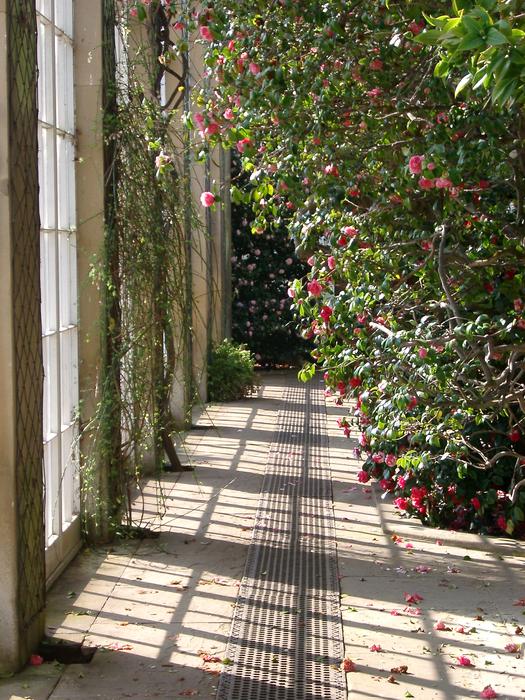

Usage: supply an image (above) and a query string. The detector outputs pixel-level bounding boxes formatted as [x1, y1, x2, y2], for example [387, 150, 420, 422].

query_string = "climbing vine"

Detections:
[81, 1, 198, 541]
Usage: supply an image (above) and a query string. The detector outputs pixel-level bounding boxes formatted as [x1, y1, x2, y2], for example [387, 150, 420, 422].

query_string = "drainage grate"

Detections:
[216, 379, 346, 700]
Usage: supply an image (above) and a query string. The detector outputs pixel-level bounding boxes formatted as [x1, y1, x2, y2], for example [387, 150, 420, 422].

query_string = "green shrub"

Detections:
[207, 340, 257, 402]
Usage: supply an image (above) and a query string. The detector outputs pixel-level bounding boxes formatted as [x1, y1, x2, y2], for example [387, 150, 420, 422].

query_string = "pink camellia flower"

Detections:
[249, 62, 261, 75]
[385, 453, 397, 468]
[307, 255, 315, 266]
[130, 6, 138, 17]
[327, 256, 336, 270]
[418, 347, 428, 358]
[409, 155, 424, 174]
[30, 654, 44, 666]
[419, 176, 435, 190]
[369, 644, 382, 652]
[517, 318, 525, 329]
[480, 686, 498, 699]
[370, 58, 383, 70]
[505, 643, 520, 653]
[320, 305, 333, 322]
[200, 191, 215, 207]
[435, 177, 453, 189]
[307, 279, 323, 297]
[343, 225, 358, 237]
[394, 497, 409, 511]
[457, 655, 474, 667]
[357, 470, 370, 483]
[287, 287, 296, 299]
[199, 25, 214, 41]
[471, 496, 481, 510]
[358, 432, 368, 447]
[324, 163, 340, 177]
[223, 107, 235, 120]
[372, 452, 384, 464]
[397, 475, 407, 489]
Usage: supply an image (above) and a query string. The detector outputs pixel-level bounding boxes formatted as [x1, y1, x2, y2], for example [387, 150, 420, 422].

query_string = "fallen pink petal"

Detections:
[369, 644, 382, 652]
[434, 620, 451, 631]
[480, 686, 498, 699]
[504, 643, 520, 653]
[404, 592, 424, 603]
[457, 655, 474, 667]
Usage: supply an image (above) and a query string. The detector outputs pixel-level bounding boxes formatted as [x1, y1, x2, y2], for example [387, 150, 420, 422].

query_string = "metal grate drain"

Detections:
[216, 379, 346, 700]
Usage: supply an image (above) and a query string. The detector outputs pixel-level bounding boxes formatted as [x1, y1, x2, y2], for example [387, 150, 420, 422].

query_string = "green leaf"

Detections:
[415, 29, 446, 45]
[486, 27, 509, 46]
[458, 34, 485, 51]
[492, 78, 517, 105]
[434, 60, 450, 78]
[455, 73, 472, 95]
[462, 15, 481, 36]
[298, 363, 316, 383]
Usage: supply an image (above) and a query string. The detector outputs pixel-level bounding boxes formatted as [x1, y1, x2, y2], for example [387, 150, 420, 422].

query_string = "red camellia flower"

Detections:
[324, 163, 340, 177]
[370, 58, 383, 71]
[471, 497, 481, 510]
[357, 470, 370, 483]
[349, 376, 361, 388]
[419, 176, 434, 190]
[496, 515, 507, 531]
[320, 305, 333, 322]
[394, 497, 409, 511]
[509, 429, 521, 443]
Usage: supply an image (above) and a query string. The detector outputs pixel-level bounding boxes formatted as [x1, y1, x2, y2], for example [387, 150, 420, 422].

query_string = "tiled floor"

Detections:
[1, 371, 524, 700]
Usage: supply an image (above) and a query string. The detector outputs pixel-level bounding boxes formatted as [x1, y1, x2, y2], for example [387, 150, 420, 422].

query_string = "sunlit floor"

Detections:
[1, 371, 524, 700]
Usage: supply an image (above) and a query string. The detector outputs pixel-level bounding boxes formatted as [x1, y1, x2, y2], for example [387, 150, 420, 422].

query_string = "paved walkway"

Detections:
[1, 371, 524, 700]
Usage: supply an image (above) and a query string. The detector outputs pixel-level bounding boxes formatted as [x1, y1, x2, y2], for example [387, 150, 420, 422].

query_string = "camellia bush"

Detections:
[231, 159, 309, 366]
[134, 0, 525, 535]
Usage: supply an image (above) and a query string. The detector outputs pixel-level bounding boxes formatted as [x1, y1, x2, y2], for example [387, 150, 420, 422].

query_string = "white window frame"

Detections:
[37, 0, 81, 583]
